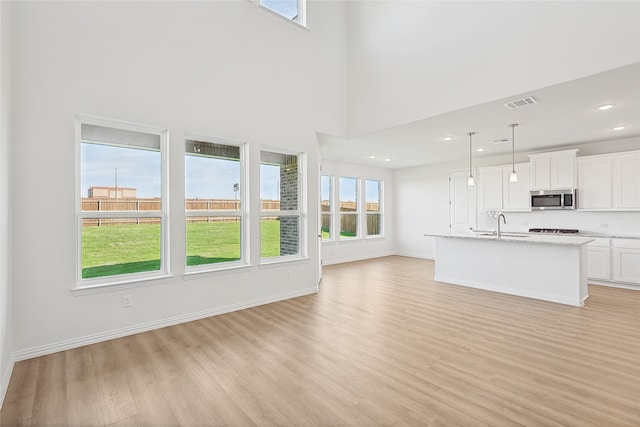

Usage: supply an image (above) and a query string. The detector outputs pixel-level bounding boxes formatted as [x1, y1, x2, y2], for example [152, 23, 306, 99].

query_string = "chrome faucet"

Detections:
[497, 213, 506, 238]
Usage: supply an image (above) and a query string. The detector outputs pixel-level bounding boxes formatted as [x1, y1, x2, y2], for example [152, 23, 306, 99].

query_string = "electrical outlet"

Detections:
[286, 270, 292, 280]
[123, 295, 132, 308]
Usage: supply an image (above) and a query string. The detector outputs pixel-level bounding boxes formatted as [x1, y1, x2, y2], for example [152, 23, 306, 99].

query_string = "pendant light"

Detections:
[467, 132, 475, 186]
[509, 124, 518, 183]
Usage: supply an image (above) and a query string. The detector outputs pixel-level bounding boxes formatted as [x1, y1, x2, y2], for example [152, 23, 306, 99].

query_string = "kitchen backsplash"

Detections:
[478, 210, 640, 236]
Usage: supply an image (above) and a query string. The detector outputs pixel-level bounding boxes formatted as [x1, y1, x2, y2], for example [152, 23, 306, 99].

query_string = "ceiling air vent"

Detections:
[504, 96, 537, 110]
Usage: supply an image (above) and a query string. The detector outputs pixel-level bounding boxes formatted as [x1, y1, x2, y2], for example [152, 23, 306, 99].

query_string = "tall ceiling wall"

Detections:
[346, 1, 640, 137]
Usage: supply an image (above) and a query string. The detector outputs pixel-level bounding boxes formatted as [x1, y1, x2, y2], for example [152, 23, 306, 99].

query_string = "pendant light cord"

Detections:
[468, 132, 475, 177]
[510, 123, 518, 172]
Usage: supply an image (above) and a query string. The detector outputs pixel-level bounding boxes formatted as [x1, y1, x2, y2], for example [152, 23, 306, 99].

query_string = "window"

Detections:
[260, 150, 304, 260]
[185, 137, 246, 271]
[365, 179, 382, 237]
[339, 177, 358, 239]
[77, 116, 168, 285]
[320, 175, 332, 241]
[259, 0, 306, 26]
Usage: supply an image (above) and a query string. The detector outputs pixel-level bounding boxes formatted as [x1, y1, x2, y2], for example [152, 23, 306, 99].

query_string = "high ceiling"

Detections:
[320, 1, 639, 169]
[320, 63, 639, 169]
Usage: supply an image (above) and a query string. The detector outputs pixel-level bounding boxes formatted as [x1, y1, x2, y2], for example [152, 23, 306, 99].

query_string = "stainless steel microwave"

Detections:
[530, 189, 576, 210]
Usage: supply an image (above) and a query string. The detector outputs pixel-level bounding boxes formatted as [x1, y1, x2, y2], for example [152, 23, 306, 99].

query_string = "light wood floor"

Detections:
[2, 256, 639, 426]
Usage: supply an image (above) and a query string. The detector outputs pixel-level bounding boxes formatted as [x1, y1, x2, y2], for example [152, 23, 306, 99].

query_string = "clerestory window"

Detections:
[259, 0, 306, 26]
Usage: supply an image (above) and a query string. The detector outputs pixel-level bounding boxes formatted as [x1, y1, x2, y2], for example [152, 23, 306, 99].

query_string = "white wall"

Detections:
[395, 137, 640, 259]
[11, 1, 347, 357]
[347, 1, 640, 136]
[0, 0, 13, 408]
[320, 159, 394, 265]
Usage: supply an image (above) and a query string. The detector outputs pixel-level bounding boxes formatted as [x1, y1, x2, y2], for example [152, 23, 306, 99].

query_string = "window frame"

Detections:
[320, 174, 334, 242]
[258, 0, 307, 27]
[365, 179, 384, 239]
[260, 148, 306, 263]
[338, 176, 360, 240]
[184, 133, 249, 274]
[74, 115, 170, 291]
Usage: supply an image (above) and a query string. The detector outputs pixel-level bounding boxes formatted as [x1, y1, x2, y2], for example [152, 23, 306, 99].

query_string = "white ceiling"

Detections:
[320, 62, 640, 169]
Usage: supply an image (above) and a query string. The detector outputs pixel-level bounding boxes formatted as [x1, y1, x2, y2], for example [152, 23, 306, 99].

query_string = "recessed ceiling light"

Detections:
[369, 155, 376, 159]
[598, 104, 614, 111]
[476, 148, 485, 152]
[384, 158, 391, 162]
[613, 126, 625, 131]
[443, 136, 453, 141]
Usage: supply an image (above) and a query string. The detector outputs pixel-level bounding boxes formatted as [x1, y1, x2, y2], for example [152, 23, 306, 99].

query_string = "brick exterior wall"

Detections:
[279, 155, 299, 256]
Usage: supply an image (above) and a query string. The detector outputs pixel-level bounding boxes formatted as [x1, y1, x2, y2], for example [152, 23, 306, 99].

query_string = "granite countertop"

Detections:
[451, 229, 640, 240]
[576, 231, 640, 240]
[424, 231, 594, 246]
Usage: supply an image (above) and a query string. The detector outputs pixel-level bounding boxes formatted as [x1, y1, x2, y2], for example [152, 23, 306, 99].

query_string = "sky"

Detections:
[323, 177, 380, 204]
[185, 155, 241, 200]
[82, 143, 379, 203]
[260, 0, 298, 20]
[81, 143, 161, 198]
[82, 143, 281, 200]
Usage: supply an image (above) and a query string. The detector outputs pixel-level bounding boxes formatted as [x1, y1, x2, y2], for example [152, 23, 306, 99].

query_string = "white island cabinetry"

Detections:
[427, 232, 592, 307]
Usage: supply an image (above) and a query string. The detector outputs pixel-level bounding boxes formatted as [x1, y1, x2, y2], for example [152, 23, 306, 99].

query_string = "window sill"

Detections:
[365, 235, 385, 240]
[337, 237, 363, 243]
[259, 256, 310, 268]
[183, 263, 252, 281]
[71, 274, 174, 296]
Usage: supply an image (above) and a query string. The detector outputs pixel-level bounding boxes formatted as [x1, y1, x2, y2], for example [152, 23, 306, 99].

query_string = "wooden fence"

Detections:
[83, 198, 247, 227]
[82, 198, 379, 227]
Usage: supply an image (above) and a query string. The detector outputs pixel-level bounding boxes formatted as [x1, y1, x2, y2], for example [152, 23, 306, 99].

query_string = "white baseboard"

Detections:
[14, 287, 317, 362]
[392, 252, 434, 260]
[322, 252, 395, 266]
[588, 280, 639, 290]
[0, 356, 14, 411]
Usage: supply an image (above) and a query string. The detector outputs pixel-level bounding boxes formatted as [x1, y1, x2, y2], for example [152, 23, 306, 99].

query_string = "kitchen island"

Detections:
[425, 232, 594, 307]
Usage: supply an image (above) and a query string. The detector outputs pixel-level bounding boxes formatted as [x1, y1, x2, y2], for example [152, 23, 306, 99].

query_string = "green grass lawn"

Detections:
[82, 223, 162, 278]
[82, 220, 282, 279]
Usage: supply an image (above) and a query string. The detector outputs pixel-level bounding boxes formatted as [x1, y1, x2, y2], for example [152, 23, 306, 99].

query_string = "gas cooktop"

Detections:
[528, 228, 580, 234]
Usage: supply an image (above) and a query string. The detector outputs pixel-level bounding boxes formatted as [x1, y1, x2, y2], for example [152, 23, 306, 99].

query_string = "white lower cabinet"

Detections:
[587, 238, 640, 286]
[612, 239, 640, 284]
[587, 238, 610, 280]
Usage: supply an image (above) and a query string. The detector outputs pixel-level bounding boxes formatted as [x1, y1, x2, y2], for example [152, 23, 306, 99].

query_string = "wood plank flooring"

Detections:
[2, 256, 639, 426]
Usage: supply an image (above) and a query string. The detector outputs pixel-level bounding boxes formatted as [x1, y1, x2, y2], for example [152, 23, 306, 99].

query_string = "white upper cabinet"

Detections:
[478, 163, 530, 211]
[529, 149, 577, 190]
[529, 155, 550, 190]
[503, 162, 531, 211]
[613, 151, 640, 209]
[478, 166, 503, 210]
[577, 150, 640, 211]
[577, 156, 612, 209]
